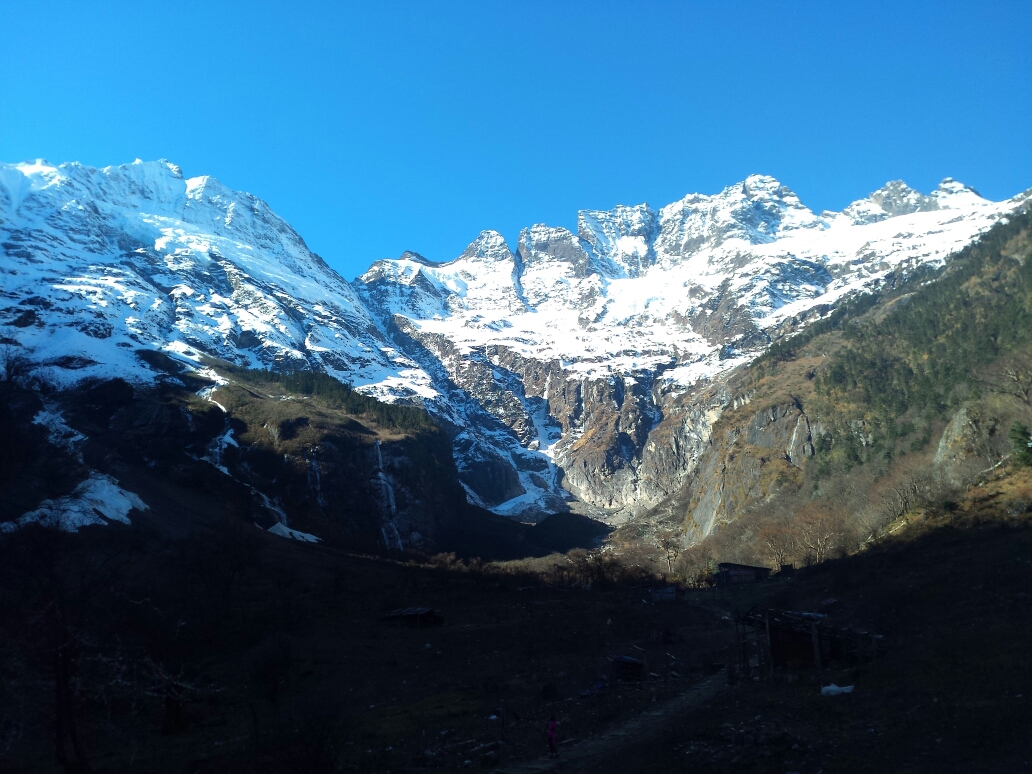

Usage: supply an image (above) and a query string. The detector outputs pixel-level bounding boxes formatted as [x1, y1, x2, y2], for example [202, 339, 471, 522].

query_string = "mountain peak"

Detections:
[399, 250, 434, 265]
[933, 178, 983, 203]
[840, 180, 936, 224]
[18, 158, 54, 170]
[741, 173, 787, 195]
[459, 230, 514, 263]
[841, 178, 989, 225]
[2, 157, 1023, 525]
[869, 180, 934, 215]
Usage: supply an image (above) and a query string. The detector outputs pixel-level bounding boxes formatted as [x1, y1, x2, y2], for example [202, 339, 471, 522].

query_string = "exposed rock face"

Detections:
[672, 397, 820, 540]
[0, 370, 477, 550]
[744, 403, 816, 466]
[2, 159, 1026, 533]
[934, 406, 971, 484]
[355, 175, 1021, 521]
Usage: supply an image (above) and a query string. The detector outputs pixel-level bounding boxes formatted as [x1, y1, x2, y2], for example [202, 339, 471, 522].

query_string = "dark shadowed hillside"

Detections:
[0, 354, 582, 560]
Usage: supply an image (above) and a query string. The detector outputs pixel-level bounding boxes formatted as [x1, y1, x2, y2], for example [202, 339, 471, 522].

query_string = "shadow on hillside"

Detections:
[437, 510, 612, 561]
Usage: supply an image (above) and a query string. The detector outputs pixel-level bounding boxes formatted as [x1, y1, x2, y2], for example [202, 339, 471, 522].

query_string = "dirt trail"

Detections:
[499, 675, 725, 773]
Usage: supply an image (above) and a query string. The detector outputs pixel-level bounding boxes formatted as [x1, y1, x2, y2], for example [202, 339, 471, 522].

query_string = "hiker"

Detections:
[546, 714, 558, 757]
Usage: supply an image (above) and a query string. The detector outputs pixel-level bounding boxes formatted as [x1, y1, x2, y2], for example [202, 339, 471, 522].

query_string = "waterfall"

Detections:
[307, 453, 326, 508]
[375, 440, 397, 516]
[255, 490, 288, 526]
[375, 440, 402, 552]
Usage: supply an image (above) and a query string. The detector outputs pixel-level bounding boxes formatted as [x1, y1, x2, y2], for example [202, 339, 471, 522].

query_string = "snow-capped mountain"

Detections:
[356, 175, 1028, 519]
[2, 159, 1028, 530]
[0, 159, 435, 399]
[363, 175, 1013, 386]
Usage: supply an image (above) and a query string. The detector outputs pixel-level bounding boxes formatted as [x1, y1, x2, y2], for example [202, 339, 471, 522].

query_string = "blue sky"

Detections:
[2, 1, 1030, 279]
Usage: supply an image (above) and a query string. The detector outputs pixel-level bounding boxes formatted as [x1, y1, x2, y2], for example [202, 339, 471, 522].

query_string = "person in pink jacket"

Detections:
[546, 714, 558, 758]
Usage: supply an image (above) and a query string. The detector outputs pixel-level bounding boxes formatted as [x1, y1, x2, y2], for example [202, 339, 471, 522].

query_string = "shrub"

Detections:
[1009, 422, 1032, 466]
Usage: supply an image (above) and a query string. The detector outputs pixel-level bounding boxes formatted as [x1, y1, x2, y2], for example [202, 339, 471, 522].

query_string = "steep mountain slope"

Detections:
[357, 176, 1029, 519]
[0, 159, 434, 399]
[654, 205, 1032, 558]
[0, 357, 553, 558]
[2, 158, 1028, 535]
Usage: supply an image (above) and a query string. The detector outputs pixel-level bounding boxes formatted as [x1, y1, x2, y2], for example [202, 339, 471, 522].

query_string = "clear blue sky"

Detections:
[2, 1, 1030, 279]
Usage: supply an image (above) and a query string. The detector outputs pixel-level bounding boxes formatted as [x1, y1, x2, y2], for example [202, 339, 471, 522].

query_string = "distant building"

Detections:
[715, 562, 772, 587]
[650, 585, 680, 603]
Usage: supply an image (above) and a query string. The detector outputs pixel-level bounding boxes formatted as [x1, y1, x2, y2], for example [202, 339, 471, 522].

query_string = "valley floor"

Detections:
[2, 467, 1031, 772]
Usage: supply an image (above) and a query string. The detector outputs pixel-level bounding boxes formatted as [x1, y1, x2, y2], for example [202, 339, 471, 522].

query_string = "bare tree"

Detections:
[980, 353, 1032, 415]
[1, 344, 30, 381]
[757, 518, 795, 570]
[658, 531, 683, 577]
[0, 345, 32, 402]
[674, 544, 716, 587]
[852, 503, 886, 546]
[796, 503, 841, 565]
[883, 459, 931, 520]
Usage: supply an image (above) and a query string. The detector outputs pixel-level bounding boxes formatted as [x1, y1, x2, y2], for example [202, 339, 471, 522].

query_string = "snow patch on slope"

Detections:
[2, 473, 148, 533]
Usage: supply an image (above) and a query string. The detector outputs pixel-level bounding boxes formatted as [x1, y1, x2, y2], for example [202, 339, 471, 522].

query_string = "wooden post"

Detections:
[811, 623, 822, 671]
[765, 612, 775, 678]
[735, 622, 744, 675]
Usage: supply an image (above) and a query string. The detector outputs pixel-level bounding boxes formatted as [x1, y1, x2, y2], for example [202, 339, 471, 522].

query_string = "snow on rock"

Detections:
[2, 473, 148, 533]
[267, 522, 321, 543]
[361, 175, 1022, 399]
[3, 157, 1028, 521]
[578, 203, 657, 277]
[356, 175, 1029, 517]
[0, 158, 434, 400]
[32, 408, 87, 461]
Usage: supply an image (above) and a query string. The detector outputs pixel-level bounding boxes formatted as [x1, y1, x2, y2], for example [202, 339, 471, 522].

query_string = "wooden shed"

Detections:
[735, 606, 883, 674]
[716, 562, 772, 587]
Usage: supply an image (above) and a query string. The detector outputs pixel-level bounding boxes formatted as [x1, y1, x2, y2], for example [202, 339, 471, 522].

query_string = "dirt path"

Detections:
[498, 675, 725, 773]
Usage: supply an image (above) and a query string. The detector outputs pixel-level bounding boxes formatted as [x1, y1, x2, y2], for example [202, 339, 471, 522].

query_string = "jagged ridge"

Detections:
[2, 159, 1028, 534]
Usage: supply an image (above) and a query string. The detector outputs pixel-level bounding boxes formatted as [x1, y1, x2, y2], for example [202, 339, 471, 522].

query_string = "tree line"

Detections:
[225, 365, 437, 433]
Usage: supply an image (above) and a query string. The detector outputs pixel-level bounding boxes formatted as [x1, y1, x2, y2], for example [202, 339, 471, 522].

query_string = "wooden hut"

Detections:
[736, 606, 883, 673]
[715, 562, 772, 587]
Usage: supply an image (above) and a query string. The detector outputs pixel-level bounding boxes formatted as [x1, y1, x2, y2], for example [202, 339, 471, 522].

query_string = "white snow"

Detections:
[3, 473, 148, 533]
[3, 157, 1027, 519]
[32, 408, 87, 460]
[0, 158, 433, 400]
[352, 174, 1027, 514]
[267, 522, 321, 543]
[359, 175, 1025, 394]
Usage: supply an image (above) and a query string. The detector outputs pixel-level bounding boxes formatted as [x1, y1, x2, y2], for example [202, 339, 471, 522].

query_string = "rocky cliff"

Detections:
[3, 158, 1029, 544]
[356, 175, 1026, 523]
